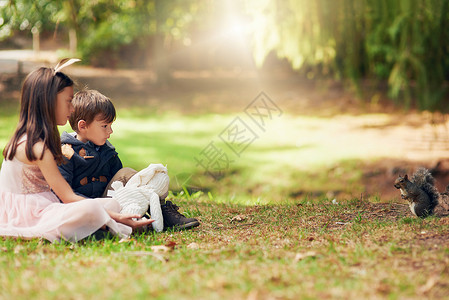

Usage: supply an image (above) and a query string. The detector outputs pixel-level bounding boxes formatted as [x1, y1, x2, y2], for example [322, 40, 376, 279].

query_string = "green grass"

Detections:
[0, 195, 448, 299]
[1, 103, 448, 299]
[0, 100, 19, 147]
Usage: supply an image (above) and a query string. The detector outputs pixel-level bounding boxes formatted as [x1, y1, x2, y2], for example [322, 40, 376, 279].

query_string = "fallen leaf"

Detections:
[14, 245, 24, 254]
[124, 251, 148, 256]
[122, 251, 167, 263]
[418, 276, 438, 294]
[247, 290, 258, 300]
[294, 251, 317, 262]
[230, 214, 247, 223]
[165, 241, 177, 250]
[376, 282, 391, 294]
[187, 242, 199, 249]
[151, 245, 173, 253]
[118, 238, 133, 243]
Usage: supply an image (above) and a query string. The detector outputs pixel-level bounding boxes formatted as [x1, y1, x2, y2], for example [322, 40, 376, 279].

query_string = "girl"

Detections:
[0, 59, 153, 242]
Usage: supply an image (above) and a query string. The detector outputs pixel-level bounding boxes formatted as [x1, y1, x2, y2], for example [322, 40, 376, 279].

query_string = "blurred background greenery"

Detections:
[1, 0, 449, 204]
[1, 0, 448, 111]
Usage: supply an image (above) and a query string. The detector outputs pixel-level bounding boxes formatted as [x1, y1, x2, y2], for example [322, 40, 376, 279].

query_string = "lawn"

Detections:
[1, 194, 448, 299]
[1, 87, 449, 299]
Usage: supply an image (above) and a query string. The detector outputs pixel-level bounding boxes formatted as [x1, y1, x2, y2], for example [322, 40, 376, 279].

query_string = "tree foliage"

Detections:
[247, 0, 449, 111]
[1, 0, 201, 68]
[1, 0, 448, 110]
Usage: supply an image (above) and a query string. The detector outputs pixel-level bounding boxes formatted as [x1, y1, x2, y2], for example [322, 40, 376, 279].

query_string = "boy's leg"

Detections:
[103, 167, 167, 204]
[147, 173, 199, 230]
[105, 167, 199, 230]
[102, 167, 138, 198]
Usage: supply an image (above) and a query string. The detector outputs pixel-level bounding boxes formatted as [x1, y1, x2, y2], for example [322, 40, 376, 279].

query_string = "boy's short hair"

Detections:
[69, 89, 116, 132]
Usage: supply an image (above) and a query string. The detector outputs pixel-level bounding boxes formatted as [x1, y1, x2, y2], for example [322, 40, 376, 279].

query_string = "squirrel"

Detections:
[393, 168, 439, 218]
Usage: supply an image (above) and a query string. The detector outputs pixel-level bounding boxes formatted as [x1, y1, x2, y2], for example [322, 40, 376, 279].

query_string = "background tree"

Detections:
[1, 0, 448, 111]
[246, 0, 449, 111]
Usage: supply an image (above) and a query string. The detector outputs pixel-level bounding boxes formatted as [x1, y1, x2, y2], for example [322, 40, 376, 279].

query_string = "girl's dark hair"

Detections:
[3, 67, 74, 164]
[69, 89, 116, 132]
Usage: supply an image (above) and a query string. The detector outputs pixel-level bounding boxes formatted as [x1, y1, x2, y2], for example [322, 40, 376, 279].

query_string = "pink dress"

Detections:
[0, 144, 132, 242]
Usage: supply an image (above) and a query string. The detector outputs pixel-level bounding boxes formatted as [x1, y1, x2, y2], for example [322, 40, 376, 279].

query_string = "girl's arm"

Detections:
[107, 211, 154, 229]
[33, 142, 85, 203]
[33, 143, 154, 229]
[32, 142, 153, 229]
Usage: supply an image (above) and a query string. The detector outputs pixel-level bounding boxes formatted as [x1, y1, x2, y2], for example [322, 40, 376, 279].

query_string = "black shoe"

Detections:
[161, 200, 200, 230]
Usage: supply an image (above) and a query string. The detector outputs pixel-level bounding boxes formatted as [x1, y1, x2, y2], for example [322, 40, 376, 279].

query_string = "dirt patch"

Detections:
[360, 158, 449, 210]
[413, 232, 449, 248]
[351, 201, 411, 221]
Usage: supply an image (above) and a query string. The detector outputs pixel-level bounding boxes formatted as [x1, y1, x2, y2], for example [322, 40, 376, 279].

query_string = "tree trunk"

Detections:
[69, 28, 77, 55]
[154, 0, 171, 85]
[31, 26, 40, 57]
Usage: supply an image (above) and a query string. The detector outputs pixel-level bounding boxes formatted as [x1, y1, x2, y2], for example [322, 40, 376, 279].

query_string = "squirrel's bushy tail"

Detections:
[411, 168, 439, 211]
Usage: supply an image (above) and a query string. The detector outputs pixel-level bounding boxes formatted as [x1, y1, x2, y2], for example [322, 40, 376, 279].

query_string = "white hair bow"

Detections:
[54, 58, 81, 74]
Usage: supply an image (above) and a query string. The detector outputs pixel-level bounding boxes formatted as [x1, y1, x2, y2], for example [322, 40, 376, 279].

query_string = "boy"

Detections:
[58, 89, 199, 230]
